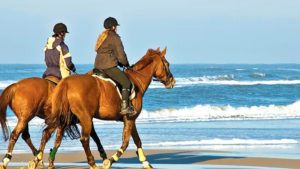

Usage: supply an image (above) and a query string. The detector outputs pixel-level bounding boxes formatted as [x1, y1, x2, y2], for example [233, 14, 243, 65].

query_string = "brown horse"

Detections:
[0, 78, 107, 169]
[41, 48, 175, 169]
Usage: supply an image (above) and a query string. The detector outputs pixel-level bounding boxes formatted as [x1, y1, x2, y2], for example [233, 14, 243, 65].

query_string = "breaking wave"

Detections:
[0, 80, 15, 89]
[137, 100, 300, 122]
[145, 138, 298, 146]
[6, 100, 300, 125]
[150, 77, 300, 88]
[142, 138, 299, 150]
[251, 72, 266, 78]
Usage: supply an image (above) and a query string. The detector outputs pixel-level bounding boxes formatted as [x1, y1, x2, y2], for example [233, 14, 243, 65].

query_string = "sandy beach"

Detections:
[2, 149, 300, 169]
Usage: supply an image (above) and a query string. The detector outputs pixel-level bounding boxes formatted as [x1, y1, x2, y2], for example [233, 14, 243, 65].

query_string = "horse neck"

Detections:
[127, 60, 156, 95]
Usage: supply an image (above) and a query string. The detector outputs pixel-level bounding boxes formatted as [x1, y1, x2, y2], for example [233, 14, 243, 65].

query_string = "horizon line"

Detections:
[0, 63, 300, 65]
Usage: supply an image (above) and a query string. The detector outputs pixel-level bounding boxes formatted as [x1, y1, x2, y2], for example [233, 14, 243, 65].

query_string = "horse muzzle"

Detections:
[165, 77, 176, 89]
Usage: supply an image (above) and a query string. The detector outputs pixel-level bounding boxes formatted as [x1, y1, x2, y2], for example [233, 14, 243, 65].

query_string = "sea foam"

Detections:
[0, 80, 15, 89]
[6, 100, 300, 126]
[145, 138, 298, 146]
[150, 78, 300, 88]
[142, 138, 299, 150]
[137, 100, 300, 122]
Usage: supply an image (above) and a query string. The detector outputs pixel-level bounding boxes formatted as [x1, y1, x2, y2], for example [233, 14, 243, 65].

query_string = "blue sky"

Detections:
[0, 0, 299, 64]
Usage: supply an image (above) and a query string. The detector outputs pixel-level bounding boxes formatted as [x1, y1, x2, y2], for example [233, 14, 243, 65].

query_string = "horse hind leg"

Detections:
[22, 125, 44, 169]
[48, 126, 64, 169]
[21, 125, 38, 155]
[90, 123, 107, 160]
[46, 124, 103, 169]
[79, 117, 98, 169]
[28, 125, 56, 169]
[0, 119, 28, 169]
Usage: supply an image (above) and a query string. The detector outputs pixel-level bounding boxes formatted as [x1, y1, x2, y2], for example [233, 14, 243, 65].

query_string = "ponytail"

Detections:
[95, 30, 109, 51]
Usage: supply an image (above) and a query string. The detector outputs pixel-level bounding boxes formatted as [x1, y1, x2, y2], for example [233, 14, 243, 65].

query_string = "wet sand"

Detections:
[2, 149, 300, 169]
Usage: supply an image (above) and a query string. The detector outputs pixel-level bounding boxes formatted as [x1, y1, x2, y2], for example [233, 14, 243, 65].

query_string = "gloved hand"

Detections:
[118, 62, 133, 69]
[126, 64, 134, 69]
[71, 65, 76, 73]
[118, 62, 123, 68]
[72, 67, 76, 73]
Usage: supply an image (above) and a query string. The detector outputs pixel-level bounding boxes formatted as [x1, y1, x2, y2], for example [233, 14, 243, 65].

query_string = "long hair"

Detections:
[95, 29, 109, 51]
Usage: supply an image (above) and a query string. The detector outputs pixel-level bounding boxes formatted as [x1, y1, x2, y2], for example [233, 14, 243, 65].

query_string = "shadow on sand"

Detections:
[99, 151, 243, 164]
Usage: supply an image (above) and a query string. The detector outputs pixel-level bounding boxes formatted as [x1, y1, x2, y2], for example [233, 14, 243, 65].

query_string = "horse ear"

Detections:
[156, 47, 160, 52]
[161, 47, 167, 57]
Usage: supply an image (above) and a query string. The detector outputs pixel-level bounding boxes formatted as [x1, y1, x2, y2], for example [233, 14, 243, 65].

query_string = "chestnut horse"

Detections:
[40, 48, 175, 169]
[0, 78, 107, 169]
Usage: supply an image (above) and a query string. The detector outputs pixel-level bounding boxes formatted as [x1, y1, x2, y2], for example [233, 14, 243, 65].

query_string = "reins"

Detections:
[125, 66, 147, 93]
[124, 66, 147, 77]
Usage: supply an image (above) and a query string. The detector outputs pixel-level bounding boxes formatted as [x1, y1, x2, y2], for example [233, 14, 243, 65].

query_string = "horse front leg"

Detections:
[102, 116, 133, 169]
[28, 125, 56, 169]
[132, 123, 153, 169]
[79, 117, 99, 169]
[90, 123, 107, 160]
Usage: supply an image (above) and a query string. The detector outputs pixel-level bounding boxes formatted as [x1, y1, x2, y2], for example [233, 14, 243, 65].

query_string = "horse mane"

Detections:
[133, 48, 161, 71]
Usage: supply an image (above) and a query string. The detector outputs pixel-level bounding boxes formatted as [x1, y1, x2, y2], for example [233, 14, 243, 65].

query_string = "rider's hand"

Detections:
[69, 63, 76, 73]
[118, 62, 124, 68]
[72, 66, 76, 73]
[126, 64, 135, 69]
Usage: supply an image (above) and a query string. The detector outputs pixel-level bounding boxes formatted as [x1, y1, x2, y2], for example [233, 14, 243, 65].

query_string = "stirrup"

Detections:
[120, 107, 137, 116]
[120, 101, 137, 116]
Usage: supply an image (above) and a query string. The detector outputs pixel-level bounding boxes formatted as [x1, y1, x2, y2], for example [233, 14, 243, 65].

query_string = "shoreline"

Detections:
[2, 149, 300, 169]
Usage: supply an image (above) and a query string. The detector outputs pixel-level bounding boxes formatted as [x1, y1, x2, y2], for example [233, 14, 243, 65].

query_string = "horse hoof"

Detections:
[48, 166, 55, 169]
[102, 159, 111, 169]
[28, 160, 37, 169]
[37, 160, 44, 168]
[90, 164, 98, 169]
[100, 152, 108, 160]
[143, 161, 153, 169]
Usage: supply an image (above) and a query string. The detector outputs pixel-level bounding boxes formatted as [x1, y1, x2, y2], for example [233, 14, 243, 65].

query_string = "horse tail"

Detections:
[46, 81, 80, 139]
[0, 83, 16, 141]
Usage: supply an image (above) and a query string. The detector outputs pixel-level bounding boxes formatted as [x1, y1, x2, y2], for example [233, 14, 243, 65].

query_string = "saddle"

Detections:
[92, 69, 136, 100]
[44, 76, 60, 85]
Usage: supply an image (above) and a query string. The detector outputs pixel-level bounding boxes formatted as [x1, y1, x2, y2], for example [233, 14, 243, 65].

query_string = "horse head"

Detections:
[129, 47, 176, 90]
[151, 47, 176, 89]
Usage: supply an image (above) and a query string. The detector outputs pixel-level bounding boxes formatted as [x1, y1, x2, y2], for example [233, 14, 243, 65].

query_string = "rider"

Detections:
[94, 17, 136, 116]
[43, 23, 76, 81]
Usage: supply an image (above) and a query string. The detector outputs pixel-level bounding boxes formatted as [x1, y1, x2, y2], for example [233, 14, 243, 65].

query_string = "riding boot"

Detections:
[120, 89, 137, 116]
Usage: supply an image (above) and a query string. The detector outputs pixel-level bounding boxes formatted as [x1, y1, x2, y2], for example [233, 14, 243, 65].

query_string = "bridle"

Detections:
[153, 57, 173, 85]
[125, 56, 173, 86]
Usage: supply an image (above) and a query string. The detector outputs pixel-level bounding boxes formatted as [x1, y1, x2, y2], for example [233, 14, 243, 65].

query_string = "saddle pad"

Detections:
[92, 74, 136, 100]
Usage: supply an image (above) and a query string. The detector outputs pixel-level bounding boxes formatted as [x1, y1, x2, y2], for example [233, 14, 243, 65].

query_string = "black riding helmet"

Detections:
[53, 23, 69, 34]
[104, 17, 119, 29]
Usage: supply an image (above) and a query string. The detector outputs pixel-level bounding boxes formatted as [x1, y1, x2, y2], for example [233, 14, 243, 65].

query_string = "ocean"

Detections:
[0, 64, 300, 158]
